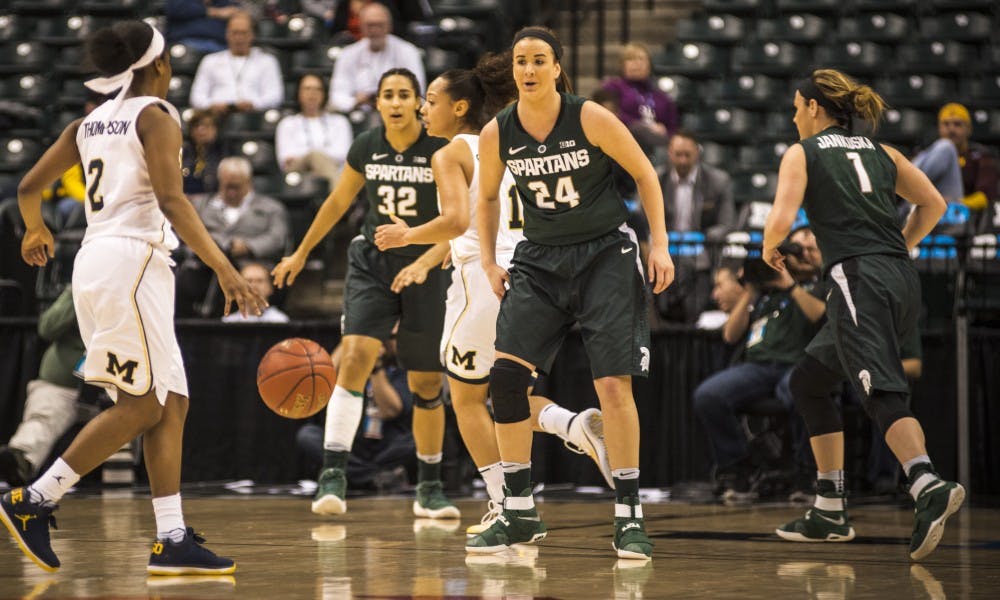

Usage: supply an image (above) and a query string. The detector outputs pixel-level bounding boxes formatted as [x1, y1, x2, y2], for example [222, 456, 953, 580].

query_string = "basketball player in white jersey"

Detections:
[1, 21, 265, 575]
[374, 56, 613, 535]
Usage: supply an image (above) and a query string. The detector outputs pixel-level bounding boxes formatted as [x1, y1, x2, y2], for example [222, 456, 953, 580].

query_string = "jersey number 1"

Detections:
[87, 158, 105, 212]
[845, 152, 873, 194]
[507, 185, 524, 230]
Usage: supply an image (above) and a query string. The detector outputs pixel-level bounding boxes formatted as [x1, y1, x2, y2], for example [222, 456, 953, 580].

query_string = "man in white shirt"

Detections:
[328, 3, 425, 118]
[190, 11, 284, 114]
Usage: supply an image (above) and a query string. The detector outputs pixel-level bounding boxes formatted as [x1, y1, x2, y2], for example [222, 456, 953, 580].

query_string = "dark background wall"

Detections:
[1, 319, 997, 496]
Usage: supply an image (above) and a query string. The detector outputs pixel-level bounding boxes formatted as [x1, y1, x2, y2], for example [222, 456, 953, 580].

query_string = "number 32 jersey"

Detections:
[347, 125, 448, 257]
[76, 97, 182, 252]
[496, 93, 627, 246]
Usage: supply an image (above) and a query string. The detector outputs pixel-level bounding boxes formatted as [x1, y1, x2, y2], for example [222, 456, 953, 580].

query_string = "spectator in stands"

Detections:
[275, 74, 353, 183]
[693, 226, 826, 504]
[166, 0, 238, 53]
[176, 157, 289, 316]
[297, 336, 415, 492]
[0, 286, 84, 487]
[662, 130, 735, 241]
[327, 3, 425, 120]
[189, 10, 284, 115]
[913, 110, 963, 203]
[221, 262, 289, 322]
[936, 103, 998, 217]
[182, 109, 228, 196]
[600, 43, 678, 157]
[696, 260, 744, 330]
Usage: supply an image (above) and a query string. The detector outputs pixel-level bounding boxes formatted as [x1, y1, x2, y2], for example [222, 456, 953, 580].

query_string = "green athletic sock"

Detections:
[322, 449, 348, 471]
[417, 459, 441, 482]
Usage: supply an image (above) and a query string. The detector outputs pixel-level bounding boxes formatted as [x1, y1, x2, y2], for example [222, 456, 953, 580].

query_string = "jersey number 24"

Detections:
[526, 176, 580, 210]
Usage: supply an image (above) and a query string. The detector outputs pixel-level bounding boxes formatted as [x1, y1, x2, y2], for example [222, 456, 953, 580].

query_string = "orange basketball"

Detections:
[257, 338, 336, 419]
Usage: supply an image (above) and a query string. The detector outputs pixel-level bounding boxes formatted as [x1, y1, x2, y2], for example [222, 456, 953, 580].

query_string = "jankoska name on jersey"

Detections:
[507, 149, 591, 177]
[82, 120, 132, 138]
[815, 133, 875, 151]
[364, 164, 434, 183]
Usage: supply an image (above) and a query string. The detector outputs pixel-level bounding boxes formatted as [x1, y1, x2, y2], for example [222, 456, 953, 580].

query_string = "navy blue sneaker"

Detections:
[0, 487, 59, 572]
[147, 527, 236, 575]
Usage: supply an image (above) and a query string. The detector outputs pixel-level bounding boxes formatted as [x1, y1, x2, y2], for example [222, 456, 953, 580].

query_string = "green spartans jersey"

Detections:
[798, 126, 908, 270]
[496, 93, 627, 245]
[346, 126, 448, 257]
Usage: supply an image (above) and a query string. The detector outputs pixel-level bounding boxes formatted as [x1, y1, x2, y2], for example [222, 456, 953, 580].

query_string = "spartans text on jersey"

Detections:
[507, 149, 590, 177]
[364, 164, 434, 183]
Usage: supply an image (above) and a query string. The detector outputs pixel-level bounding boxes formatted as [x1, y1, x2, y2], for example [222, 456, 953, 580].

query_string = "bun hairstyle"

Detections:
[439, 51, 517, 130]
[511, 26, 573, 94]
[809, 68, 888, 132]
[86, 21, 156, 77]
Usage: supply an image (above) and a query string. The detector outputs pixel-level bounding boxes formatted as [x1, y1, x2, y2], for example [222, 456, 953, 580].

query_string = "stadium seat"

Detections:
[850, 0, 918, 10]
[221, 110, 284, 143]
[895, 41, 976, 74]
[919, 12, 991, 43]
[291, 45, 340, 77]
[681, 108, 759, 142]
[971, 110, 1000, 144]
[235, 140, 278, 175]
[716, 75, 785, 109]
[876, 75, 956, 109]
[813, 41, 893, 75]
[837, 13, 909, 43]
[732, 172, 778, 207]
[656, 74, 701, 111]
[55, 44, 89, 75]
[675, 14, 746, 45]
[166, 75, 192, 107]
[928, 0, 994, 9]
[755, 14, 829, 43]
[878, 108, 935, 146]
[702, 0, 764, 15]
[9, 0, 75, 15]
[960, 77, 1000, 109]
[652, 42, 729, 78]
[34, 15, 107, 46]
[738, 142, 789, 171]
[78, 0, 151, 15]
[775, 0, 840, 13]
[700, 142, 739, 169]
[423, 46, 461, 81]
[57, 76, 89, 109]
[731, 41, 811, 76]
[256, 16, 321, 50]
[0, 41, 50, 75]
[761, 111, 797, 142]
[168, 44, 206, 77]
[0, 138, 43, 173]
[0, 15, 21, 43]
[1, 74, 54, 105]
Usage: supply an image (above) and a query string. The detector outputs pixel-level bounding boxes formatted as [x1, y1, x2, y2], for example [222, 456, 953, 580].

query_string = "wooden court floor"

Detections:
[1, 493, 998, 599]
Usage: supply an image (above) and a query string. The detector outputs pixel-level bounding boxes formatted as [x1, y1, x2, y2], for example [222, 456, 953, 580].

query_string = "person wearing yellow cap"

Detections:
[912, 108, 964, 204]
[937, 102, 998, 214]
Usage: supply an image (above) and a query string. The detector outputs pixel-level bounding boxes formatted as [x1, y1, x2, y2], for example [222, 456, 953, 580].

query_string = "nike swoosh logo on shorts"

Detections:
[372, 153, 389, 160]
[814, 512, 846, 526]
[621, 247, 634, 254]
[509, 146, 527, 155]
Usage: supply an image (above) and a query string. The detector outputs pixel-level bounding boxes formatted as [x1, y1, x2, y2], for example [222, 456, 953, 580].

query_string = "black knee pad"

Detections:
[863, 390, 913, 435]
[489, 359, 532, 424]
[789, 356, 844, 437]
[413, 393, 443, 410]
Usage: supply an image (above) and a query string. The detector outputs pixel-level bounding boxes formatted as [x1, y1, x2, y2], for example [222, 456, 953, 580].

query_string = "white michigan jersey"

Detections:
[76, 96, 181, 252]
[447, 133, 524, 264]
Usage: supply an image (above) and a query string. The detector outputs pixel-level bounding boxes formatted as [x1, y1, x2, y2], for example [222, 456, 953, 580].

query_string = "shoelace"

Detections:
[480, 500, 501, 525]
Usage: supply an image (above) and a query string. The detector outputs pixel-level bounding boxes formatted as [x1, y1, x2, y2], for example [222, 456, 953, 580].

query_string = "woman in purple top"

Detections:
[601, 42, 678, 154]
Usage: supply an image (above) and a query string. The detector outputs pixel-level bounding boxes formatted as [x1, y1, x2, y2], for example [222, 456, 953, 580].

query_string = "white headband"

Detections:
[84, 25, 165, 98]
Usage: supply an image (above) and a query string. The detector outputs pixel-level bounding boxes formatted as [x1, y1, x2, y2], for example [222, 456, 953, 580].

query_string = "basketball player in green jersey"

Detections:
[763, 69, 963, 560]
[273, 68, 458, 520]
[465, 27, 674, 560]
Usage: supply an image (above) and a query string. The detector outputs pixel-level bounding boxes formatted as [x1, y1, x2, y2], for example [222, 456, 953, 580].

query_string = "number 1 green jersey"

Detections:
[798, 126, 908, 269]
[346, 125, 448, 257]
[496, 93, 627, 245]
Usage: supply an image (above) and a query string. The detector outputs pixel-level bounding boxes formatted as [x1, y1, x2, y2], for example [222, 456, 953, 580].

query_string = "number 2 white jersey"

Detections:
[75, 96, 181, 252]
[448, 133, 525, 264]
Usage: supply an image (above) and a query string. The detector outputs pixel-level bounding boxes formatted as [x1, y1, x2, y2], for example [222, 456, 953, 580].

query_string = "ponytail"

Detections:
[810, 68, 888, 132]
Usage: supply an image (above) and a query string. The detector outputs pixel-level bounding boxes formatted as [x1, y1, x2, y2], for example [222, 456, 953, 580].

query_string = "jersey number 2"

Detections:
[87, 159, 105, 212]
[845, 152, 873, 194]
[376, 185, 418, 217]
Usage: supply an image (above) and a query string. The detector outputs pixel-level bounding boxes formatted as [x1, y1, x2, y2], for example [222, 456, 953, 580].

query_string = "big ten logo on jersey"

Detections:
[106, 351, 140, 385]
[450, 346, 476, 371]
[559, 140, 576, 149]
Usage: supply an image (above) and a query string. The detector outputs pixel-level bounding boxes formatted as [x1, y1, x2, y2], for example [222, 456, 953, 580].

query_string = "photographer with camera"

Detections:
[694, 227, 826, 504]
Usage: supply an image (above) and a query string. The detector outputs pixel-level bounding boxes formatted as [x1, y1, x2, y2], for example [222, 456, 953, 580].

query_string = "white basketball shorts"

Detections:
[72, 237, 188, 405]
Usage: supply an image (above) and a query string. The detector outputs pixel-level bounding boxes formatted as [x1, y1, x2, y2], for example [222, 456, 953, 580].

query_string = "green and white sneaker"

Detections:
[613, 497, 653, 560]
[466, 489, 546, 554]
[776, 507, 855, 542]
[909, 478, 965, 561]
[413, 480, 460, 519]
[562, 408, 615, 489]
[311, 468, 347, 515]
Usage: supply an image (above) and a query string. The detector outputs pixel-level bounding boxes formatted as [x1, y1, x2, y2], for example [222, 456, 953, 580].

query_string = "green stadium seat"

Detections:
[919, 12, 992, 43]
[928, 0, 994, 9]
[78, 0, 151, 15]
[423, 47, 461, 81]
[731, 41, 811, 76]
[675, 14, 746, 44]
[235, 140, 278, 175]
[762, 111, 798, 142]
[34, 15, 108, 46]
[755, 14, 829, 42]
[895, 41, 976, 74]
[837, 13, 909, 43]
[166, 75, 192, 107]
[776, 0, 839, 13]
[168, 44, 206, 77]
[0, 15, 21, 43]
[55, 45, 90, 75]
[256, 16, 321, 50]
[878, 108, 935, 145]
[716, 75, 785, 109]
[681, 108, 759, 142]
[700, 142, 739, 169]
[960, 77, 1000, 109]
[652, 42, 729, 78]
[0, 138, 43, 173]
[10, 0, 76, 15]
[1, 74, 54, 104]
[876, 75, 956, 109]
[732, 172, 778, 208]
[656, 74, 701, 111]
[813, 41, 892, 75]
[971, 110, 1000, 144]
[221, 110, 284, 143]
[0, 42, 50, 75]
[738, 142, 789, 171]
[703, 0, 766, 15]
[849, 0, 919, 12]
[291, 45, 340, 78]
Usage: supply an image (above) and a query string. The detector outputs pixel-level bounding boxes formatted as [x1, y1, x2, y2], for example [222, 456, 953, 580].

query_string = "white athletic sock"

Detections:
[478, 462, 505, 504]
[29, 458, 80, 504]
[537, 404, 575, 438]
[417, 452, 442, 464]
[501, 461, 530, 474]
[902, 455, 932, 477]
[323, 386, 365, 452]
[816, 470, 846, 511]
[152, 493, 186, 543]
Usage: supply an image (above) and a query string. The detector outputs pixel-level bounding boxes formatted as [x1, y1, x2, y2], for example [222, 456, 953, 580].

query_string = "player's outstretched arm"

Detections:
[16, 120, 83, 267]
[272, 165, 366, 289]
[139, 104, 266, 317]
